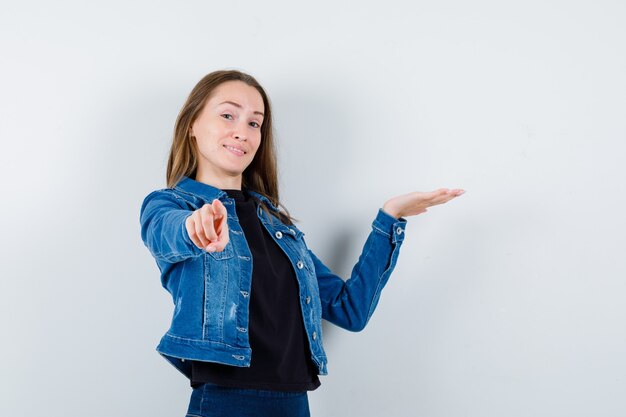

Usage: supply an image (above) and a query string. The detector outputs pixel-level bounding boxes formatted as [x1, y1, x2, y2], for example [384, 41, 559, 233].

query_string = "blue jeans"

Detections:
[186, 383, 311, 417]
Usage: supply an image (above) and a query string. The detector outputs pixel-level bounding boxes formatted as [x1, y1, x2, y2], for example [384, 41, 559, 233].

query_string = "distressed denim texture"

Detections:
[139, 175, 407, 379]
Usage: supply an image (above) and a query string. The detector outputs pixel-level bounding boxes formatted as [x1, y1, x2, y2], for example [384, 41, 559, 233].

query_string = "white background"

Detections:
[2, 1, 625, 416]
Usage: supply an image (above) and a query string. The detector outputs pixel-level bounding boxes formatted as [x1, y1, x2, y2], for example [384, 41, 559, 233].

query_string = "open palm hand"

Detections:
[382, 188, 465, 219]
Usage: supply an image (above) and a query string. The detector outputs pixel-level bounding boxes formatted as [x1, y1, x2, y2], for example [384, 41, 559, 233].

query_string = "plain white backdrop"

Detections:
[2, 1, 625, 416]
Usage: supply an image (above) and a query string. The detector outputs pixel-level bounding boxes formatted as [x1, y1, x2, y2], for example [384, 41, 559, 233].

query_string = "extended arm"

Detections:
[313, 208, 407, 332]
[313, 187, 465, 331]
[139, 190, 202, 263]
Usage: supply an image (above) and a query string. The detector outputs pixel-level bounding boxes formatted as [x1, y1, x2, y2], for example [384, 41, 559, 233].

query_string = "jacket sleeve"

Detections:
[139, 189, 203, 263]
[311, 208, 408, 332]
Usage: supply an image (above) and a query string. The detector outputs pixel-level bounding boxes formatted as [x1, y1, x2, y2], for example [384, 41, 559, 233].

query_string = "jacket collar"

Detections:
[174, 175, 280, 213]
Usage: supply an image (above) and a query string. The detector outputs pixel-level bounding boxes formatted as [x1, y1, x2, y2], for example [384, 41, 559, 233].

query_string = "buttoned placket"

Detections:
[263, 209, 320, 352]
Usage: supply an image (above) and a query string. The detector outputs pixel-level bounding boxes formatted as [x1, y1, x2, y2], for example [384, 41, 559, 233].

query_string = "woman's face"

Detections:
[190, 80, 265, 187]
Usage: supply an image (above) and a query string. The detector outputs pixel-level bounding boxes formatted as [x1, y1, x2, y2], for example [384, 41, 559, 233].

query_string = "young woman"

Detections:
[139, 69, 464, 417]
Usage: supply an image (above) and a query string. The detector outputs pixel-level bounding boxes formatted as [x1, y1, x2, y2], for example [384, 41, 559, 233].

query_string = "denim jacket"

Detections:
[139, 175, 407, 379]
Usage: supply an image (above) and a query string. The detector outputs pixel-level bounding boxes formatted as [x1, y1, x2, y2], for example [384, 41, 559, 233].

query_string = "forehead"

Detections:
[208, 80, 264, 111]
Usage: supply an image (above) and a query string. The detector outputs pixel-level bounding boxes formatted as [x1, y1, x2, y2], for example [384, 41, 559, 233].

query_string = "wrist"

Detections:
[382, 203, 401, 219]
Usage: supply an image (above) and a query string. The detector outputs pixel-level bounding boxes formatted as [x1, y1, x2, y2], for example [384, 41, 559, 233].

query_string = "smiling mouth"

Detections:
[223, 145, 246, 155]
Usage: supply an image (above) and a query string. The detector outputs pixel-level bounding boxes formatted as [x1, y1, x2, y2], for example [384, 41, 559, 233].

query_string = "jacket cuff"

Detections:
[181, 212, 195, 247]
[372, 208, 408, 244]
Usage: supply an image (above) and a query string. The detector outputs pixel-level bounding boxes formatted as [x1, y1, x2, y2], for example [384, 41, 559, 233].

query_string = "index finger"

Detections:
[206, 200, 229, 251]
[211, 198, 228, 219]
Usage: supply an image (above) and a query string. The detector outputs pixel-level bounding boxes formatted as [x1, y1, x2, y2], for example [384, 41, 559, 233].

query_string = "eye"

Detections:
[250, 121, 261, 128]
[221, 113, 233, 120]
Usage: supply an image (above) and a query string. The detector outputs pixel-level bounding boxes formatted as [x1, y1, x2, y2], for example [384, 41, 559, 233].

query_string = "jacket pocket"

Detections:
[206, 240, 235, 260]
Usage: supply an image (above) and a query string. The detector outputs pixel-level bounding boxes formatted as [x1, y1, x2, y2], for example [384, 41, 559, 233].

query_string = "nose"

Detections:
[233, 121, 248, 141]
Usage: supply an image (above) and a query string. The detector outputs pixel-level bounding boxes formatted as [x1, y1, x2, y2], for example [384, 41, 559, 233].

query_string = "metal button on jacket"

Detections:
[297, 260, 304, 269]
[305, 296, 311, 304]
[275, 231, 283, 239]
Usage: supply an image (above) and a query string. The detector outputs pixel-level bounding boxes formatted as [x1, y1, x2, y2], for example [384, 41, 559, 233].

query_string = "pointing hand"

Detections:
[185, 199, 230, 252]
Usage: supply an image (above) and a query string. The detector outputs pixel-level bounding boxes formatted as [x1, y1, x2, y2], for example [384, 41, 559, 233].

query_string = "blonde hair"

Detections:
[166, 69, 296, 225]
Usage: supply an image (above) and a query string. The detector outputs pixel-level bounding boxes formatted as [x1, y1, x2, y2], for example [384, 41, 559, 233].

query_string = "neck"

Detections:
[195, 166, 242, 190]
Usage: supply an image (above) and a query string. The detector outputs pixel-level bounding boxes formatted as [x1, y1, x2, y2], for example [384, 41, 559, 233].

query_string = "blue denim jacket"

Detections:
[139, 176, 407, 379]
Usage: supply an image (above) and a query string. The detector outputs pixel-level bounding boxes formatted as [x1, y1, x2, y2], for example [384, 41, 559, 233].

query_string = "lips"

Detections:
[223, 144, 247, 155]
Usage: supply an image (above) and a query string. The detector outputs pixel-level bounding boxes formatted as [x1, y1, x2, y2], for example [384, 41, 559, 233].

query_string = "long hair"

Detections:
[166, 69, 296, 225]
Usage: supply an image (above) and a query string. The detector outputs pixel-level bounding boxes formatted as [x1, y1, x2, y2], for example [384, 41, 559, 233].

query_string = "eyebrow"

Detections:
[218, 100, 264, 117]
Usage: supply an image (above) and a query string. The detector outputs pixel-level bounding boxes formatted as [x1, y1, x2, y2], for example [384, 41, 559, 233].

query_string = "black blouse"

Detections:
[190, 188, 321, 391]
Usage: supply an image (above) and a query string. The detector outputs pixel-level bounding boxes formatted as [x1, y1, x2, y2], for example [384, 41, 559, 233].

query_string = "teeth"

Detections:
[225, 145, 245, 154]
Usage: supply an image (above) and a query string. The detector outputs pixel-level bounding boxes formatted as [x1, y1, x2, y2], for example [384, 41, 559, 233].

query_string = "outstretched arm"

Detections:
[314, 208, 407, 332]
[315, 187, 465, 331]
[140, 190, 202, 263]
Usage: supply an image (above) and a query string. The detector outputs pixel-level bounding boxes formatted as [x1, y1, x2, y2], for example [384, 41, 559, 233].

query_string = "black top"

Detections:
[190, 188, 321, 391]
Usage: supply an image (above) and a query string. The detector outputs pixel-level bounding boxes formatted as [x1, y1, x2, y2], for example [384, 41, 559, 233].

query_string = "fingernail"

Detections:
[207, 246, 215, 252]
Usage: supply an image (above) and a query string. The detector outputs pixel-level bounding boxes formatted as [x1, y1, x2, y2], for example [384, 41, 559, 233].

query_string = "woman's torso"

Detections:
[190, 188, 320, 391]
